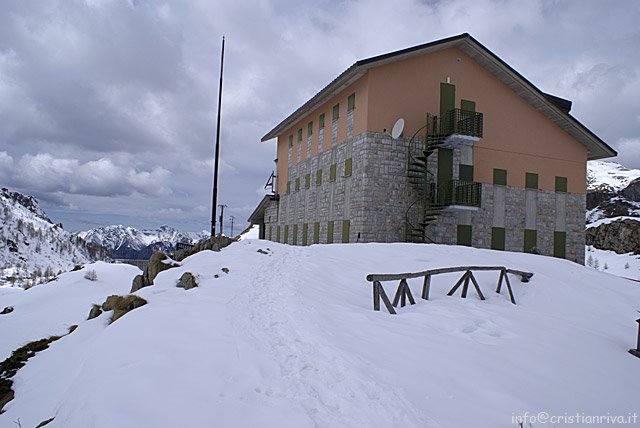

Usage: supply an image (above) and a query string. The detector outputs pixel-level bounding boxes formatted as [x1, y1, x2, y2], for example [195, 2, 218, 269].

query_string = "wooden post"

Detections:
[447, 271, 468, 296]
[629, 318, 640, 358]
[496, 269, 504, 293]
[467, 271, 485, 300]
[461, 271, 471, 298]
[422, 275, 431, 300]
[373, 281, 381, 311]
[503, 271, 516, 304]
[374, 281, 396, 314]
[393, 279, 415, 308]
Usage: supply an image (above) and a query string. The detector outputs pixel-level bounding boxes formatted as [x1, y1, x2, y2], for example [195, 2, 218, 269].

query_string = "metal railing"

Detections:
[432, 179, 482, 208]
[437, 108, 484, 138]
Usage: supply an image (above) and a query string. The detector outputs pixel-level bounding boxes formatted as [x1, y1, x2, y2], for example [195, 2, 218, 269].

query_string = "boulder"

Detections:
[143, 251, 179, 286]
[130, 274, 145, 293]
[87, 304, 102, 320]
[101, 294, 148, 323]
[176, 272, 198, 290]
[586, 219, 640, 254]
[174, 235, 235, 262]
[0, 306, 13, 315]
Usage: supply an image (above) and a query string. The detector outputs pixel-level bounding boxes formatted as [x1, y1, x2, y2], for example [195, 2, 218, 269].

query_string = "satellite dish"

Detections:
[391, 118, 405, 139]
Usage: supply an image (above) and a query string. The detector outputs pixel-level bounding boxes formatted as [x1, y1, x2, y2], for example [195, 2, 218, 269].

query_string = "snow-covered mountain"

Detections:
[77, 225, 208, 260]
[1, 241, 639, 427]
[0, 188, 106, 287]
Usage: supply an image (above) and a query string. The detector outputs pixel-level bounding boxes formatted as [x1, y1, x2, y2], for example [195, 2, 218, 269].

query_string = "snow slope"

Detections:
[587, 160, 640, 192]
[1, 241, 639, 427]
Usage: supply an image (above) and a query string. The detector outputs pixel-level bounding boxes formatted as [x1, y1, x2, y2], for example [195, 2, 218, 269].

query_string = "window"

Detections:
[268, 226, 272, 241]
[555, 176, 567, 193]
[276, 226, 280, 242]
[330, 164, 337, 181]
[459, 164, 473, 182]
[295, 177, 300, 192]
[319, 113, 325, 129]
[525, 173, 538, 189]
[313, 222, 320, 244]
[524, 229, 537, 253]
[307, 121, 313, 137]
[292, 224, 298, 245]
[327, 221, 334, 244]
[288, 135, 293, 148]
[347, 93, 355, 112]
[286, 181, 290, 194]
[284, 225, 289, 244]
[302, 223, 308, 246]
[342, 220, 350, 243]
[297, 128, 302, 143]
[332, 104, 339, 121]
[344, 158, 352, 177]
[316, 169, 323, 186]
[305, 174, 310, 189]
[554, 231, 566, 258]
[491, 227, 505, 250]
[457, 225, 472, 247]
[493, 168, 507, 186]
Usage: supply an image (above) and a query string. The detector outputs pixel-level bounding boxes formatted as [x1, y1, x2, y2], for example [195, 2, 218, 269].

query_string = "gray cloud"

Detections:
[0, 0, 638, 233]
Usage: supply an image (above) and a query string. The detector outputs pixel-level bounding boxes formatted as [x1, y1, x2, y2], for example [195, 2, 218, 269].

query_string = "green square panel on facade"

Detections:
[276, 226, 280, 243]
[316, 169, 322, 186]
[555, 176, 567, 193]
[461, 99, 476, 112]
[284, 225, 289, 244]
[459, 164, 473, 181]
[302, 223, 308, 246]
[330, 164, 337, 181]
[554, 231, 566, 258]
[347, 93, 355, 112]
[525, 172, 538, 189]
[493, 168, 507, 186]
[292, 224, 298, 245]
[295, 178, 300, 192]
[457, 225, 472, 247]
[342, 220, 350, 243]
[344, 158, 352, 177]
[524, 229, 537, 253]
[327, 221, 334, 244]
[491, 227, 505, 250]
[305, 174, 310, 189]
[313, 222, 320, 244]
[268, 226, 272, 241]
[286, 181, 290, 194]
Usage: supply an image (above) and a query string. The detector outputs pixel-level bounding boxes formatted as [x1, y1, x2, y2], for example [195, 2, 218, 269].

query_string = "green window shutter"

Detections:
[313, 222, 320, 244]
[342, 220, 350, 243]
[284, 225, 289, 244]
[292, 224, 298, 245]
[553, 231, 566, 258]
[305, 174, 310, 189]
[268, 226, 272, 241]
[288, 135, 293, 148]
[461, 99, 476, 112]
[302, 223, 308, 246]
[297, 128, 302, 142]
[524, 229, 537, 253]
[457, 225, 472, 246]
[437, 148, 453, 187]
[344, 158, 352, 177]
[332, 104, 339, 121]
[316, 169, 322, 186]
[327, 221, 334, 244]
[555, 176, 567, 193]
[525, 173, 539, 189]
[459, 164, 473, 181]
[493, 168, 507, 186]
[295, 177, 300, 192]
[491, 227, 505, 250]
[276, 226, 280, 242]
[330, 164, 337, 181]
[347, 93, 355, 112]
[440, 82, 456, 131]
[307, 121, 313, 137]
[319, 113, 325, 129]
[286, 181, 290, 194]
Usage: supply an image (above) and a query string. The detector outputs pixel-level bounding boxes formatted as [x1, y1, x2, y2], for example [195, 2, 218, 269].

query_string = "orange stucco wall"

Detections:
[365, 47, 588, 193]
[275, 75, 369, 194]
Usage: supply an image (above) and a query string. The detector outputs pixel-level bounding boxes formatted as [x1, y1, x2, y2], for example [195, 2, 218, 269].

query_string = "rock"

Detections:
[87, 304, 103, 320]
[144, 251, 179, 286]
[176, 272, 198, 290]
[174, 235, 235, 262]
[130, 274, 145, 293]
[68, 325, 78, 334]
[71, 265, 84, 272]
[101, 294, 148, 324]
[221, 267, 229, 274]
[620, 177, 640, 202]
[586, 219, 640, 254]
[0, 306, 13, 315]
[257, 249, 269, 255]
[36, 417, 55, 427]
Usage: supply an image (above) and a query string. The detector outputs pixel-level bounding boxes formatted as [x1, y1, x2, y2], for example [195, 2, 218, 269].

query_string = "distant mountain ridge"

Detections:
[0, 187, 104, 287]
[586, 161, 640, 254]
[77, 225, 208, 260]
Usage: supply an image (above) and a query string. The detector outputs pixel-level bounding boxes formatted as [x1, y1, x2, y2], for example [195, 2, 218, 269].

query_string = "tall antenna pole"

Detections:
[218, 204, 227, 236]
[229, 215, 235, 237]
[211, 36, 225, 237]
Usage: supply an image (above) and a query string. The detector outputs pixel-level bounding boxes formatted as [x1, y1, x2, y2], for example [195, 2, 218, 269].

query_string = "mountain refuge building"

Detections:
[249, 33, 616, 264]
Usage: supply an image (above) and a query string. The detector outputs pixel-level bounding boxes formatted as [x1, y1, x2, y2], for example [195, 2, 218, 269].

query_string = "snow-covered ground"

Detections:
[1, 241, 639, 427]
[585, 245, 640, 281]
[238, 224, 260, 240]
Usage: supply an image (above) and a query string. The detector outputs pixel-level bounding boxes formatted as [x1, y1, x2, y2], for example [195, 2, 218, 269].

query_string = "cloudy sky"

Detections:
[1, 0, 638, 233]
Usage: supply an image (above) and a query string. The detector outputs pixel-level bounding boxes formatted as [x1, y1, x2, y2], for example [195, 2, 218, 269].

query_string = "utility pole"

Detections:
[211, 36, 225, 237]
[229, 216, 235, 237]
[218, 204, 227, 236]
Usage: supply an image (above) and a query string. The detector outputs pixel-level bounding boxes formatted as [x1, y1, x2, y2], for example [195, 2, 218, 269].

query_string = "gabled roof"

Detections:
[261, 33, 616, 160]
